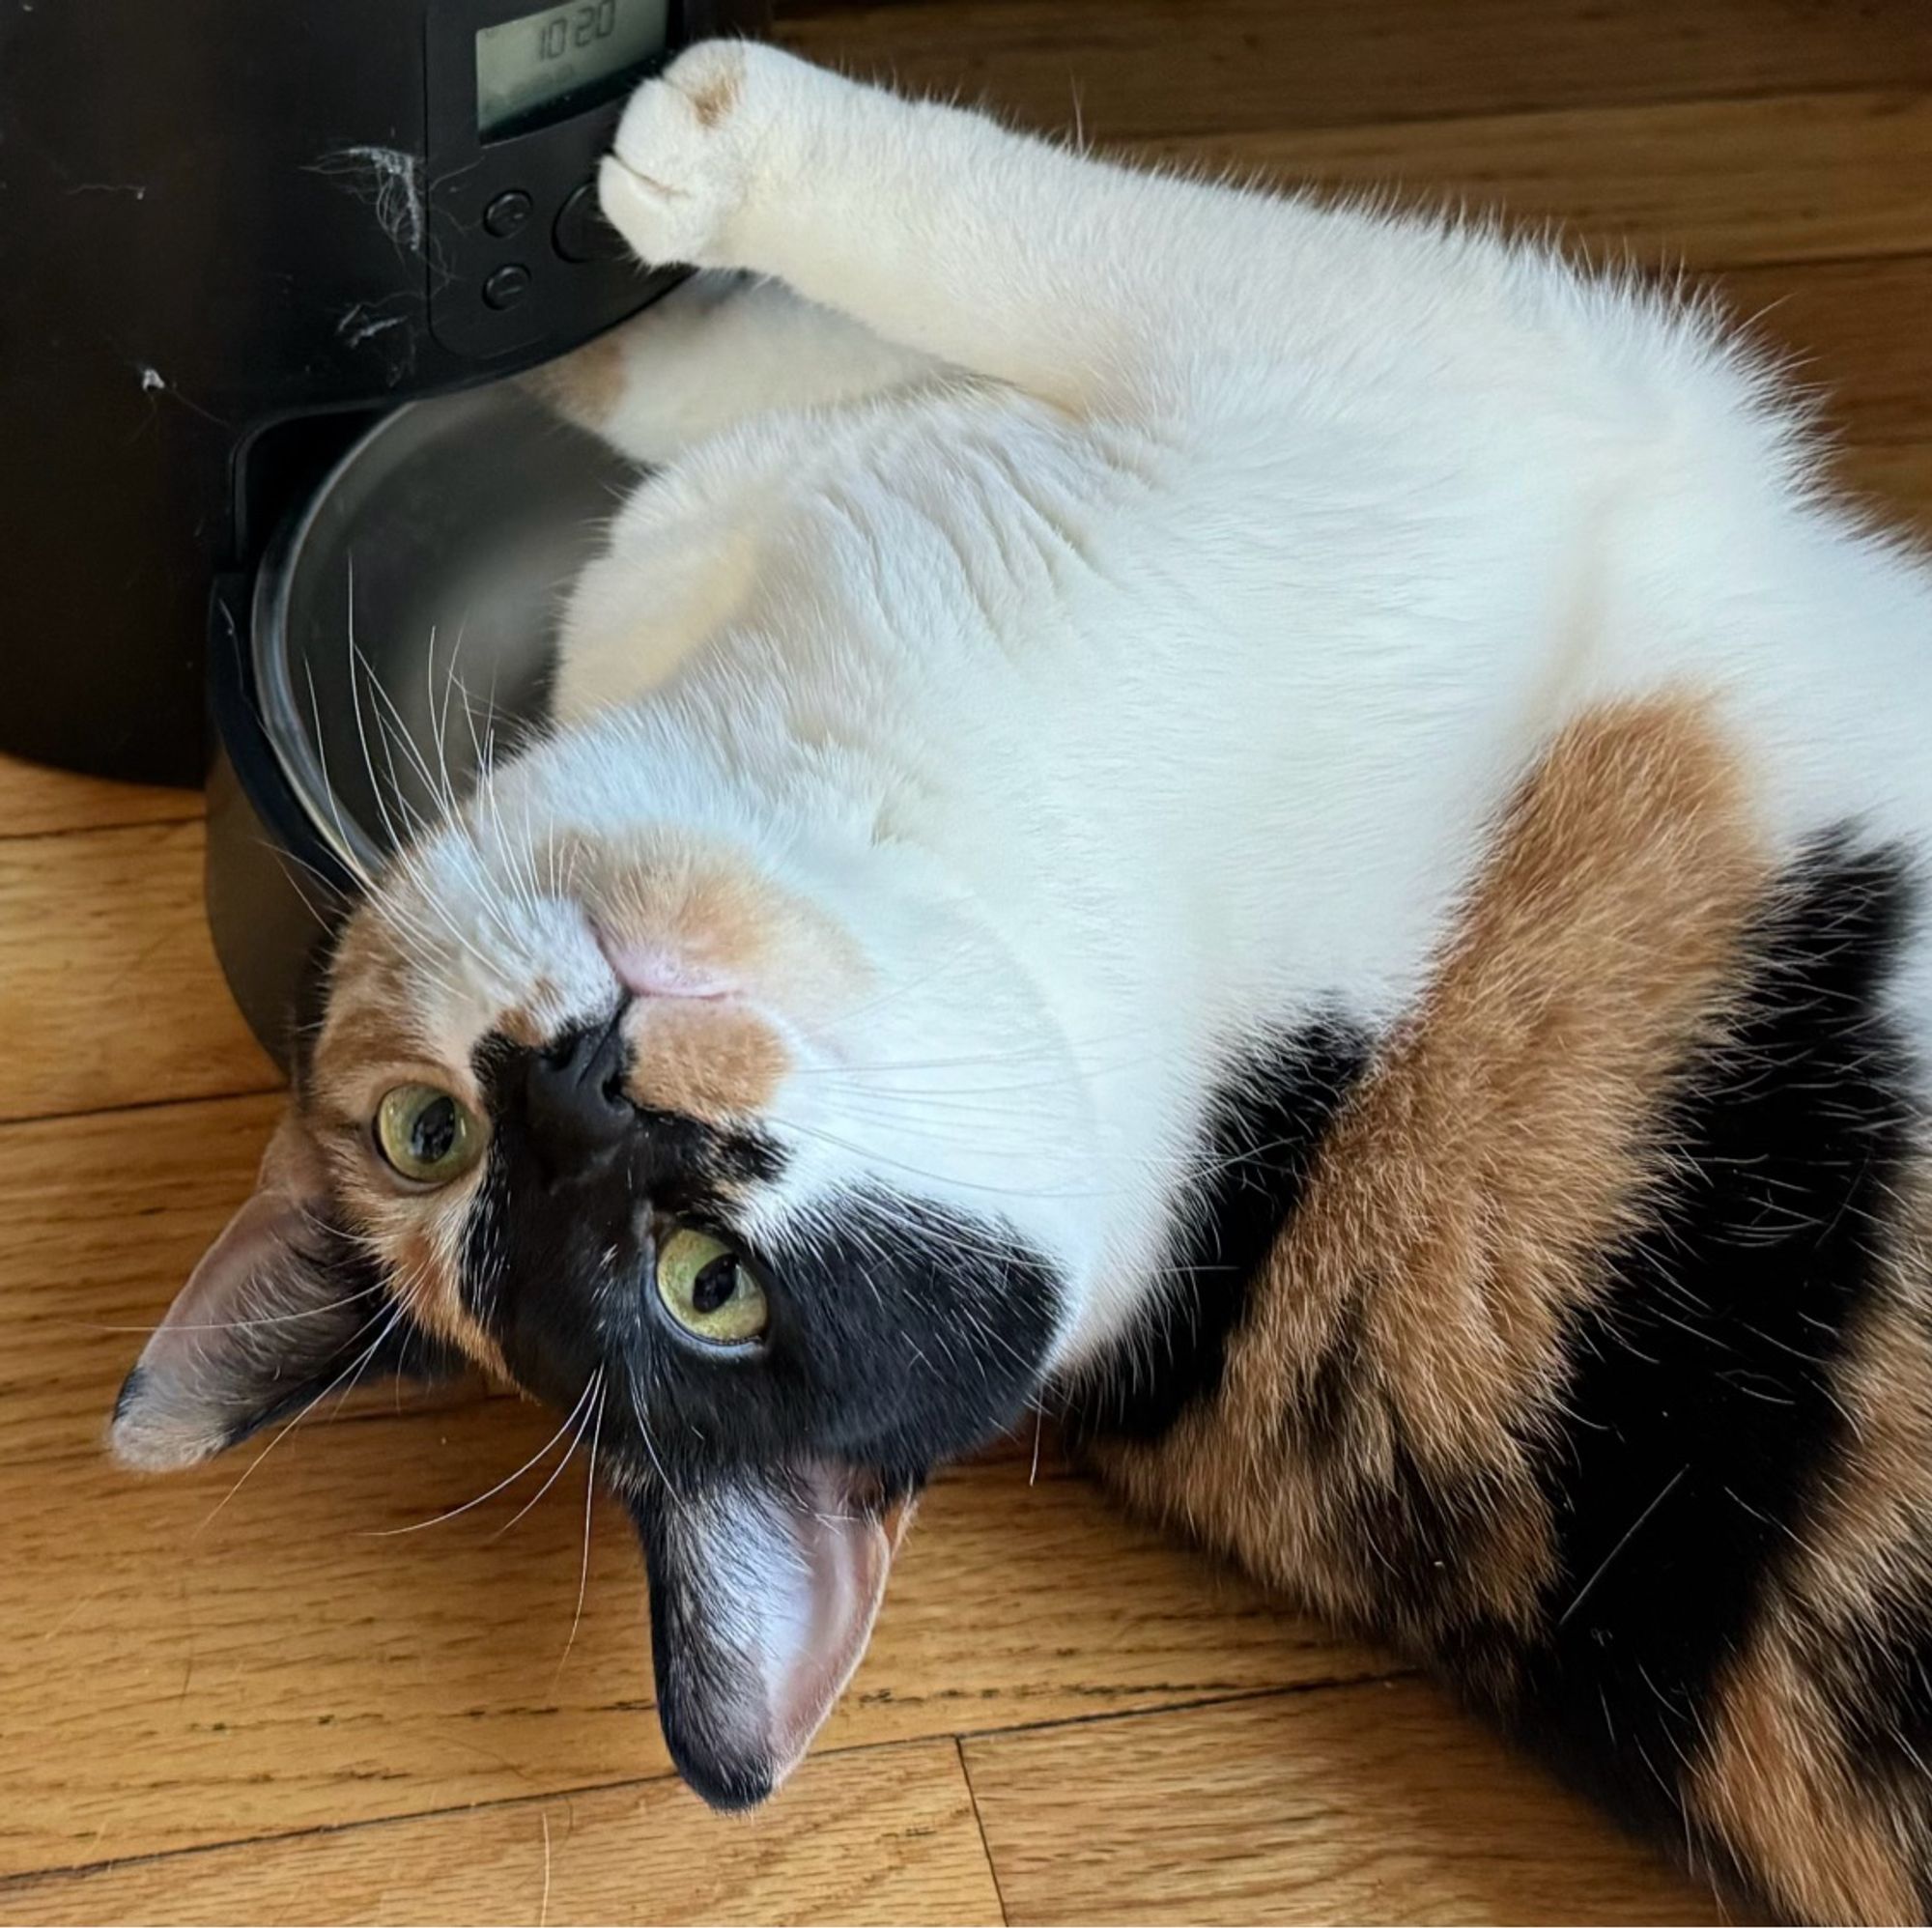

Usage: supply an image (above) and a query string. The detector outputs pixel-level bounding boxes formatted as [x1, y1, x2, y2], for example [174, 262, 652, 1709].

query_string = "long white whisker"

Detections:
[193, 1291, 410, 1536]
[365, 1375, 599, 1537]
[553, 1378, 606, 1687]
[494, 1369, 603, 1539]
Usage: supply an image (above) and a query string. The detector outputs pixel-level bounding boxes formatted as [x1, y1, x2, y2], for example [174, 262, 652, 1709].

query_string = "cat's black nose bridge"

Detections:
[518, 1007, 637, 1172]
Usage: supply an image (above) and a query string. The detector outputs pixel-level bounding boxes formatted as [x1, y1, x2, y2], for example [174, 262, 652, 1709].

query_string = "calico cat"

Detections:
[111, 41, 1932, 1921]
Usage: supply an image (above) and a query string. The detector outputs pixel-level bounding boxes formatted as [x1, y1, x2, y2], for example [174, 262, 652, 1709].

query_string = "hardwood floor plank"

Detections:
[0, 822, 276, 1123]
[0, 756, 201, 842]
[0, 1348, 1385, 1873]
[1720, 256, 1932, 447]
[0, 1739, 1003, 1926]
[1132, 92, 1932, 272]
[1833, 439, 1932, 538]
[2, 1092, 282, 1467]
[0, 1092, 492, 1472]
[776, 0, 1932, 140]
[961, 1686, 1719, 1926]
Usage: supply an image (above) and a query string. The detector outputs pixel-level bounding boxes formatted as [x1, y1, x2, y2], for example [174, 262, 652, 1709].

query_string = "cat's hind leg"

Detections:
[525, 269, 939, 467]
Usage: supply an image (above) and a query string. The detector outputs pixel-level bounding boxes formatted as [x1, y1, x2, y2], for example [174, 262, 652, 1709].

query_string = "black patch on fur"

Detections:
[1834, 1574, 1932, 1799]
[1502, 839, 1918, 1838]
[464, 1025, 1061, 1491]
[1070, 1022, 1370, 1443]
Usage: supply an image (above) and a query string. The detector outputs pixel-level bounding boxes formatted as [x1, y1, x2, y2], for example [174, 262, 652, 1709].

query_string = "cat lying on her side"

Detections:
[113, 43, 1932, 1922]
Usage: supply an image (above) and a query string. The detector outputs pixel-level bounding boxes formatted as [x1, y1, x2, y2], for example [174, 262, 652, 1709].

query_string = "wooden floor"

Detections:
[3, 0, 1930, 1920]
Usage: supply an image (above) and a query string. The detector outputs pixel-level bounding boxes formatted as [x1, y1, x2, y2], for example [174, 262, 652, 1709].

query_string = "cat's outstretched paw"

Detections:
[598, 42, 764, 269]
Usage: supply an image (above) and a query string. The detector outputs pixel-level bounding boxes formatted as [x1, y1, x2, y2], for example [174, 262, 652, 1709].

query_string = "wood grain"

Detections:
[0, 1739, 1004, 1926]
[0, 1167, 1385, 1876]
[1138, 92, 1932, 272]
[0, 822, 276, 1123]
[1721, 256, 1932, 447]
[0, 754, 200, 842]
[961, 1686, 1722, 1926]
[1833, 439, 1932, 538]
[779, 0, 1932, 140]
[0, 1093, 485, 1472]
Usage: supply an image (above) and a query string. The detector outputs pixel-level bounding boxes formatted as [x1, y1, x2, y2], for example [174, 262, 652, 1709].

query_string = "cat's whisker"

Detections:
[761, 1113, 1136, 1198]
[256, 835, 355, 923]
[299, 656, 379, 899]
[421, 625, 470, 829]
[764, 1109, 1131, 1201]
[363, 1375, 599, 1538]
[493, 1369, 604, 1540]
[344, 555, 417, 865]
[355, 638, 445, 817]
[784, 1014, 1186, 1083]
[623, 1360, 685, 1510]
[434, 619, 472, 808]
[79, 1281, 385, 1337]
[552, 1376, 607, 1688]
[812, 932, 983, 1033]
[192, 1291, 410, 1537]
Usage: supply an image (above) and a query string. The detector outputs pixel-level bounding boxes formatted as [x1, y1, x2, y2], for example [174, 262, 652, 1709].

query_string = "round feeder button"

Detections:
[482, 189, 533, 239]
[554, 180, 628, 264]
[482, 263, 532, 310]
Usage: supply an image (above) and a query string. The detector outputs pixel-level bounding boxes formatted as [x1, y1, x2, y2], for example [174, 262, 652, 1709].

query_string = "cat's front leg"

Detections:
[597, 42, 1242, 415]
[525, 271, 939, 467]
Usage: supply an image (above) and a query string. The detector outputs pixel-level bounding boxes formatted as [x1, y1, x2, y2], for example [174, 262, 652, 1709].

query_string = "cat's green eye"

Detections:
[374, 1085, 482, 1186]
[654, 1227, 769, 1348]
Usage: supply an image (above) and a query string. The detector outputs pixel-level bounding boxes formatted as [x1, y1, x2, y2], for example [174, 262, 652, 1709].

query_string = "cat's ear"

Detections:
[628, 1465, 916, 1809]
[108, 1110, 387, 1471]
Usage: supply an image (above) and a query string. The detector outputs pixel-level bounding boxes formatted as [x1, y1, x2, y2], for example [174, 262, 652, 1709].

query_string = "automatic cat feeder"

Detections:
[1, 0, 767, 1054]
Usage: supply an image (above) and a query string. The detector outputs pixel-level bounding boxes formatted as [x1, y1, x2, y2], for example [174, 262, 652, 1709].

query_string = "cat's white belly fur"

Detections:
[538, 362, 1930, 1356]
[507, 45, 1932, 1362]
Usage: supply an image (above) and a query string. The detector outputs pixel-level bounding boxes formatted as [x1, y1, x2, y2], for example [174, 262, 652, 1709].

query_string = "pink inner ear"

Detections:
[763, 1475, 913, 1780]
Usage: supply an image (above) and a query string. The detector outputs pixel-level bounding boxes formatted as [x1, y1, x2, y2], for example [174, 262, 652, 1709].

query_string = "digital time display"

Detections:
[475, 0, 671, 138]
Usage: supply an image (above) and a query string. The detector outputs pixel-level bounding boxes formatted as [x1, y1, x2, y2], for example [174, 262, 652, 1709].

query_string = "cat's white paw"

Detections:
[598, 42, 757, 268]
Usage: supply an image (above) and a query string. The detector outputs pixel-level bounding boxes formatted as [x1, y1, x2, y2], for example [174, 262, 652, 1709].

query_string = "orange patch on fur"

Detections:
[1692, 1628, 1922, 1924]
[521, 329, 629, 434]
[338, 1182, 507, 1382]
[495, 978, 563, 1051]
[308, 911, 427, 1125]
[683, 55, 741, 128]
[1790, 1196, 1932, 1630]
[579, 835, 867, 1029]
[1676, 1177, 1932, 1917]
[1096, 697, 1767, 1642]
[623, 998, 789, 1124]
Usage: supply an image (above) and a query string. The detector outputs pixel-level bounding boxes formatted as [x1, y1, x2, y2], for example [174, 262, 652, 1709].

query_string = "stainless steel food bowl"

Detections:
[207, 382, 637, 1060]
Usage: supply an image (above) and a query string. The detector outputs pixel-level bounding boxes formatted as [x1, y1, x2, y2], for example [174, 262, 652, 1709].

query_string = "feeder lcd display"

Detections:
[475, 0, 671, 136]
